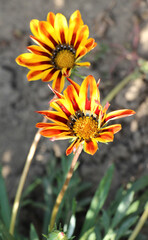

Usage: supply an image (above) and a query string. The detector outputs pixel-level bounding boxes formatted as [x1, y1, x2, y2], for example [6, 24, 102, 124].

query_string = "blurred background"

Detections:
[0, 0, 148, 237]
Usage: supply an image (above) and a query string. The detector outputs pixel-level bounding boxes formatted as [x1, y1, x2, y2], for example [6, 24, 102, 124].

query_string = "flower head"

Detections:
[16, 10, 97, 92]
[36, 75, 135, 155]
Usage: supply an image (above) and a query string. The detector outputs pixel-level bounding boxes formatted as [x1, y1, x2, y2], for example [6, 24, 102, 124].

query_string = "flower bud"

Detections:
[47, 230, 68, 240]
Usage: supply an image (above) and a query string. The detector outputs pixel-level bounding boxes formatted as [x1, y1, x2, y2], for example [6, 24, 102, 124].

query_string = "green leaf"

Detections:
[80, 164, 114, 236]
[101, 210, 110, 234]
[0, 219, 16, 240]
[0, 167, 11, 228]
[79, 227, 95, 240]
[115, 216, 138, 240]
[111, 191, 134, 228]
[30, 224, 39, 240]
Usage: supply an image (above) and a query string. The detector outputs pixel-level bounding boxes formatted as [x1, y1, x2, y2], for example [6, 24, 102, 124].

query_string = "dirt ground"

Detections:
[0, 0, 148, 237]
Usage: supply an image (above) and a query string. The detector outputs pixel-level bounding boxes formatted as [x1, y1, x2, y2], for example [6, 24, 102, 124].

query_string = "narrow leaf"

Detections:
[0, 167, 11, 228]
[112, 191, 134, 228]
[80, 164, 114, 236]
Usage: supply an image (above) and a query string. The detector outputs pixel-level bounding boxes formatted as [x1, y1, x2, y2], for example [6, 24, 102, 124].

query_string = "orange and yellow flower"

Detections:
[36, 75, 135, 155]
[16, 10, 97, 92]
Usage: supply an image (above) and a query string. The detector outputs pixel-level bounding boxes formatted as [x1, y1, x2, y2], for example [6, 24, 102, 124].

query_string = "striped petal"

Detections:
[52, 72, 65, 92]
[39, 128, 70, 138]
[27, 45, 51, 58]
[42, 68, 60, 82]
[95, 132, 114, 143]
[84, 139, 98, 155]
[76, 46, 87, 59]
[30, 19, 39, 37]
[39, 21, 58, 48]
[47, 12, 55, 27]
[67, 77, 80, 94]
[74, 25, 89, 50]
[85, 38, 97, 52]
[105, 109, 136, 123]
[101, 124, 122, 134]
[66, 138, 81, 155]
[64, 85, 80, 112]
[79, 75, 100, 112]
[37, 110, 68, 124]
[68, 10, 83, 45]
[16, 53, 52, 70]
[30, 35, 53, 54]
[54, 13, 68, 44]
[27, 69, 49, 81]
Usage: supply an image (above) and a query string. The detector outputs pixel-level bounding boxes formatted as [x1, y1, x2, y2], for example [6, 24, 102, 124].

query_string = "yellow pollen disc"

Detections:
[55, 50, 75, 69]
[73, 117, 98, 140]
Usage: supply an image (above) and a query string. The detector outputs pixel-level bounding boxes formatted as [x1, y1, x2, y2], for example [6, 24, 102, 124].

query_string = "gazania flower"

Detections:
[36, 75, 135, 155]
[16, 10, 97, 92]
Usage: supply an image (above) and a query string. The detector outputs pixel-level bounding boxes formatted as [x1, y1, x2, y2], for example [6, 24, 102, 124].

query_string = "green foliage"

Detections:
[1, 157, 148, 240]
[0, 167, 11, 229]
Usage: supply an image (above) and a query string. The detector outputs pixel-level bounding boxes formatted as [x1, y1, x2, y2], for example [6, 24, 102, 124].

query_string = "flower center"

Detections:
[68, 111, 99, 140]
[51, 44, 76, 69]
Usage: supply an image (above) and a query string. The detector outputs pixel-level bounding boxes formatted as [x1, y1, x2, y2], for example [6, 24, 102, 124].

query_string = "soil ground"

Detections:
[0, 0, 148, 238]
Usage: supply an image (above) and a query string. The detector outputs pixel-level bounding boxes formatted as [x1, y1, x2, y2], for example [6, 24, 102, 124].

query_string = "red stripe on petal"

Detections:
[60, 29, 66, 43]
[27, 70, 44, 80]
[96, 132, 114, 143]
[101, 124, 122, 134]
[66, 85, 80, 111]
[66, 138, 80, 155]
[37, 111, 68, 124]
[27, 46, 51, 58]
[42, 69, 56, 82]
[39, 22, 58, 47]
[54, 72, 63, 92]
[84, 140, 98, 155]
[30, 35, 53, 53]
[56, 101, 72, 117]
[105, 109, 136, 123]
[40, 128, 66, 137]
[47, 12, 55, 27]
[67, 78, 80, 94]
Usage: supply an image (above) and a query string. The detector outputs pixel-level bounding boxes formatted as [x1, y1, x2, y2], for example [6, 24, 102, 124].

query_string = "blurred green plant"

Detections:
[0, 160, 148, 240]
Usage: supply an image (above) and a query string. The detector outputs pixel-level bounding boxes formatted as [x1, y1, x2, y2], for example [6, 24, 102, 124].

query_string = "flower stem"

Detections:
[49, 144, 83, 232]
[128, 202, 148, 240]
[9, 126, 45, 235]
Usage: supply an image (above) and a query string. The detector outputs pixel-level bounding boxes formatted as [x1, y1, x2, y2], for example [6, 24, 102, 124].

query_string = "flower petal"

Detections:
[52, 72, 65, 92]
[39, 21, 58, 48]
[84, 139, 98, 155]
[47, 12, 55, 27]
[68, 10, 83, 45]
[42, 68, 60, 82]
[75, 62, 90, 67]
[54, 13, 68, 43]
[16, 53, 52, 70]
[27, 69, 48, 81]
[105, 109, 136, 123]
[85, 38, 97, 52]
[37, 110, 68, 124]
[95, 132, 114, 143]
[27, 45, 51, 58]
[74, 25, 89, 50]
[101, 124, 122, 134]
[30, 19, 39, 37]
[79, 75, 100, 112]
[66, 77, 80, 94]
[66, 138, 81, 155]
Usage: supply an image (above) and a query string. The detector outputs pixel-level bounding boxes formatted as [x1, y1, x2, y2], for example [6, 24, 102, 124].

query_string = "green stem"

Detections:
[49, 144, 83, 232]
[128, 203, 148, 240]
